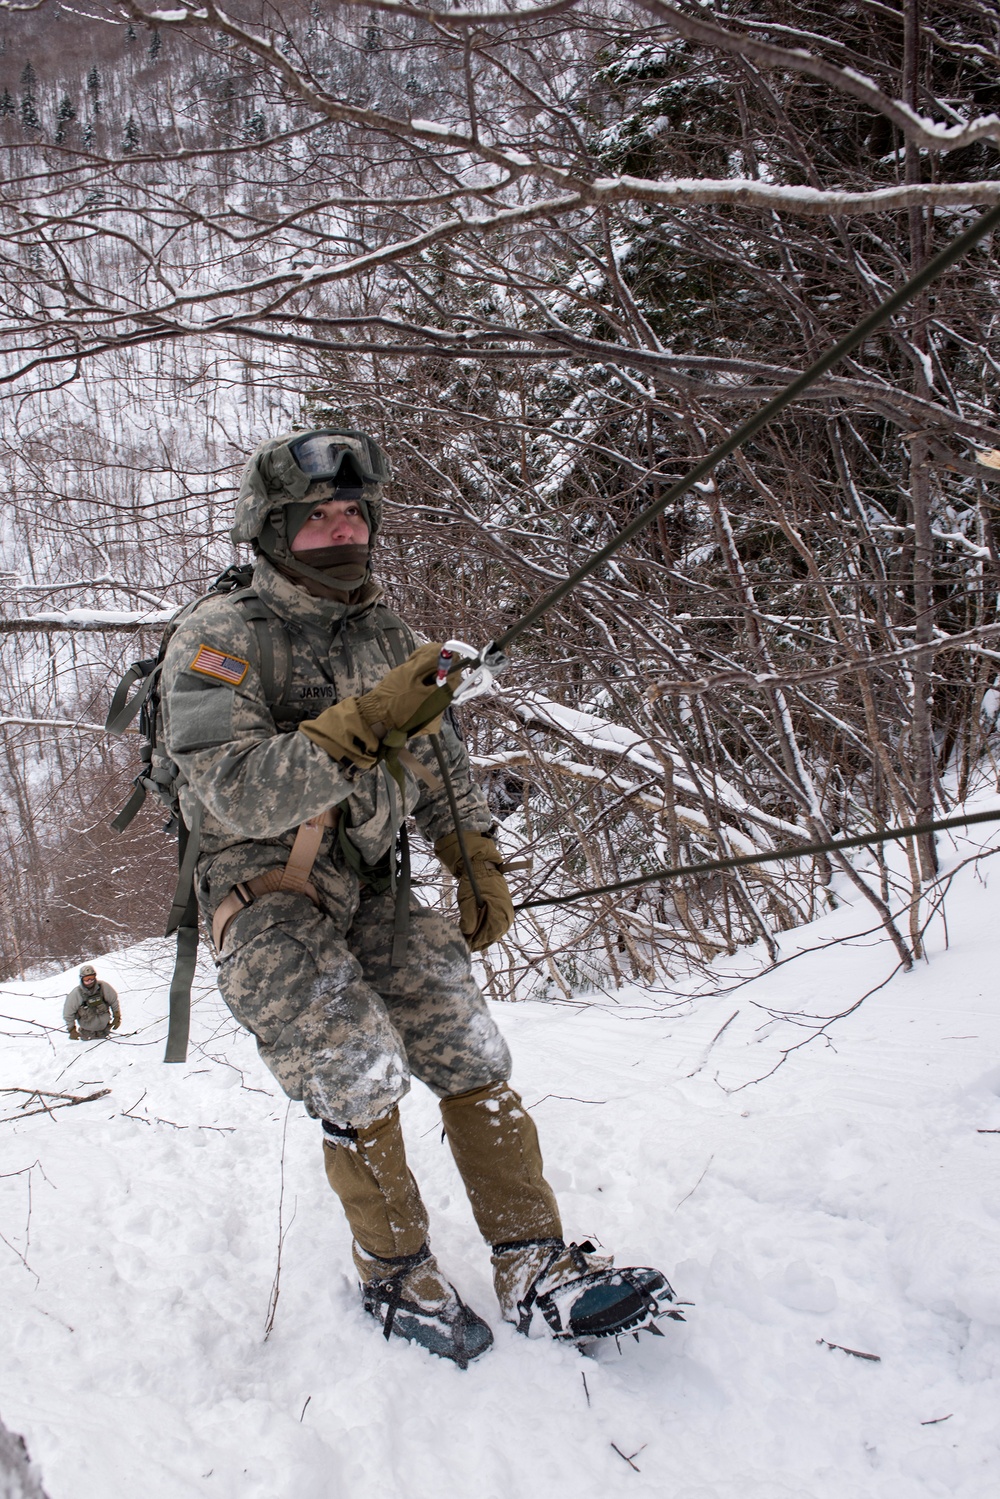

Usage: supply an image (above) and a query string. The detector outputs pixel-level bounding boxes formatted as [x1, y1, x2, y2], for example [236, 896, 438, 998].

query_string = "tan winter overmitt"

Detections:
[298, 697, 381, 769]
[356, 641, 447, 737]
[434, 830, 515, 952]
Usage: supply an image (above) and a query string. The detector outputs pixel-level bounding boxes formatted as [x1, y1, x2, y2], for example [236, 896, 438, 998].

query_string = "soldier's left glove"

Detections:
[112, 1015, 121, 1030]
[434, 830, 515, 952]
[356, 642, 452, 739]
[68, 1025, 80, 1040]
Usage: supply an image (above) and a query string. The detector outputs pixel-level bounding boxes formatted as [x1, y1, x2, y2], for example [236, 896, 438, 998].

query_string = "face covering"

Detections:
[258, 499, 373, 595]
[290, 543, 370, 588]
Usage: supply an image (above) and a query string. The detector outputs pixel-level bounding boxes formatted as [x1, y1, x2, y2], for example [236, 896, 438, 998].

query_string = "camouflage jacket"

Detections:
[64, 981, 120, 1030]
[160, 559, 491, 919]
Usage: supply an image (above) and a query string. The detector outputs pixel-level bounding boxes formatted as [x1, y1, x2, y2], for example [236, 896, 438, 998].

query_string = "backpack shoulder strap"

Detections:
[230, 590, 292, 708]
[373, 606, 414, 668]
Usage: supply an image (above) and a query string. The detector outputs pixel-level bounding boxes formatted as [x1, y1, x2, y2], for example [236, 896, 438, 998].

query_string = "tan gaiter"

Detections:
[322, 1106, 430, 1271]
[440, 1081, 562, 1247]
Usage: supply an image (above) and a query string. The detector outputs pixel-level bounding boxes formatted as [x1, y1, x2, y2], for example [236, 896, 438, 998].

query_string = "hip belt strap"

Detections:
[212, 807, 339, 952]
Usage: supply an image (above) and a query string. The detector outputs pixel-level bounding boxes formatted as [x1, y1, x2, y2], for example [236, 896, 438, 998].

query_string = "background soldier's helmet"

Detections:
[231, 429, 390, 551]
[79, 963, 96, 980]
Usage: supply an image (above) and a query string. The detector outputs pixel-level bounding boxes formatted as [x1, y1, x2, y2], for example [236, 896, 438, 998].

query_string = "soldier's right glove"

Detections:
[434, 830, 515, 952]
[355, 642, 450, 738]
[298, 698, 381, 770]
[68, 1026, 79, 1040]
[299, 644, 456, 768]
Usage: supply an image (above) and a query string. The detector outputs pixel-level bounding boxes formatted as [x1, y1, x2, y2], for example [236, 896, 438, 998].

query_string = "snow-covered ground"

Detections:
[2, 817, 1000, 1499]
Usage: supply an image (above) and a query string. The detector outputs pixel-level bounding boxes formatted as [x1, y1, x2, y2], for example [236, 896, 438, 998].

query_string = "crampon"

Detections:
[494, 1237, 685, 1346]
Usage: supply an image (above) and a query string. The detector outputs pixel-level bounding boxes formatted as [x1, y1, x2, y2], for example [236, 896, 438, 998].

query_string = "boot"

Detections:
[355, 1243, 493, 1369]
[491, 1236, 682, 1342]
[440, 1083, 681, 1343]
[323, 1109, 493, 1366]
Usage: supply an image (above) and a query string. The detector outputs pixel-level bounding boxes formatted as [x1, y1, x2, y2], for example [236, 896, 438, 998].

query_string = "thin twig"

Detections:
[610, 1442, 646, 1472]
[675, 1156, 714, 1210]
[264, 1101, 294, 1341]
[817, 1338, 881, 1362]
[684, 1010, 739, 1077]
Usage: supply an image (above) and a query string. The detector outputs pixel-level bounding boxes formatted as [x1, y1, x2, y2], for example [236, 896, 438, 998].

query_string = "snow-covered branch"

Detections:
[0, 610, 175, 633]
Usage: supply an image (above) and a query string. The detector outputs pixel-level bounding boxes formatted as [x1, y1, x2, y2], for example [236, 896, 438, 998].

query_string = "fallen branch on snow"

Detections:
[0, 1087, 111, 1123]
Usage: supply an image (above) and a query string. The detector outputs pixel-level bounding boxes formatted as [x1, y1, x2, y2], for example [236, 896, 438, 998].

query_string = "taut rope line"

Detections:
[515, 807, 1000, 912]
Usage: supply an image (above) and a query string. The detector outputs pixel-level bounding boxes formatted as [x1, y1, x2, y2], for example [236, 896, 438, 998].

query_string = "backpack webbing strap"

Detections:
[233, 593, 293, 709]
[392, 825, 411, 967]
[278, 813, 328, 893]
[106, 658, 160, 734]
[372, 606, 412, 669]
[163, 801, 202, 1063]
[165, 920, 198, 1064]
[110, 779, 149, 833]
[377, 755, 414, 969]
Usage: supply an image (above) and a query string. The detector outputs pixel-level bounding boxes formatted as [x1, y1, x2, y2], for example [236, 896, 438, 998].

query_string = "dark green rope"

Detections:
[514, 807, 1000, 912]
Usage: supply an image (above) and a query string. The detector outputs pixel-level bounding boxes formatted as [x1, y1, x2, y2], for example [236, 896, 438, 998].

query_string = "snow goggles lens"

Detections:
[288, 430, 389, 485]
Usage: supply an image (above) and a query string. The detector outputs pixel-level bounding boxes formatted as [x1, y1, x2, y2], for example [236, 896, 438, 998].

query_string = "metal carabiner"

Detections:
[437, 639, 510, 705]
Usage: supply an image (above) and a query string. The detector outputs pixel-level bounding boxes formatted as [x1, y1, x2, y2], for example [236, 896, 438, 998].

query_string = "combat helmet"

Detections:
[231, 429, 391, 592]
[79, 963, 96, 980]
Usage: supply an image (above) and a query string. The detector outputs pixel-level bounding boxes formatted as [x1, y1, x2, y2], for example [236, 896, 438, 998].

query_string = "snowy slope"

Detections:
[2, 818, 1000, 1499]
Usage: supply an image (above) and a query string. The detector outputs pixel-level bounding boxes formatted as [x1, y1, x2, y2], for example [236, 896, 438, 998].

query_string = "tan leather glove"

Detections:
[68, 1026, 79, 1040]
[112, 1014, 121, 1030]
[298, 698, 381, 769]
[356, 642, 448, 738]
[434, 830, 515, 952]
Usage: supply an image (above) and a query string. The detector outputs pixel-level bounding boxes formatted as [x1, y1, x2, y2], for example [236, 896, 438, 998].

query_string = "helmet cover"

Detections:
[231, 429, 388, 549]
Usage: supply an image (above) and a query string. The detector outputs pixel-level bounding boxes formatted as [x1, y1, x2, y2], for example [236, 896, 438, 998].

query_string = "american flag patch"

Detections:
[189, 644, 249, 686]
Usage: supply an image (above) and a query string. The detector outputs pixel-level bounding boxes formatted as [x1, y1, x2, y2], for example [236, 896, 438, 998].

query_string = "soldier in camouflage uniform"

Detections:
[160, 429, 674, 1364]
[64, 964, 120, 1040]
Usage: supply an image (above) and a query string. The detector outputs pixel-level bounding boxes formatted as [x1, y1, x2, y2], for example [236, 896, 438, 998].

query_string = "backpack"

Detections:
[105, 563, 412, 1065]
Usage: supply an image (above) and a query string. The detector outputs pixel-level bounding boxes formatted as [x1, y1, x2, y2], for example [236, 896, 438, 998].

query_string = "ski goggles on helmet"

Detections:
[287, 430, 391, 489]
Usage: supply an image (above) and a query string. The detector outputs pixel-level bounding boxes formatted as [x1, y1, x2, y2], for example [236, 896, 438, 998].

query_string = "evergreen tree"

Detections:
[0, 89, 14, 117]
[54, 94, 76, 145]
[149, 31, 161, 64]
[122, 115, 139, 154]
[243, 110, 266, 142]
[87, 66, 101, 115]
[20, 63, 39, 131]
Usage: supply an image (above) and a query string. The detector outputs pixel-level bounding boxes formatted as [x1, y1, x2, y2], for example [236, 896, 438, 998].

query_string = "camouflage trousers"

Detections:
[214, 887, 512, 1126]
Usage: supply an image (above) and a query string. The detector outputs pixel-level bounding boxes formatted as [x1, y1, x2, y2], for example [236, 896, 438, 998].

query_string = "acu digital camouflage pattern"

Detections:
[218, 889, 510, 1124]
[160, 557, 508, 1122]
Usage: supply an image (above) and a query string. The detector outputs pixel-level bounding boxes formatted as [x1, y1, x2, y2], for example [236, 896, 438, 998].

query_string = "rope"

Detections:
[492, 200, 1000, 656]
[514, 807, 1000, 912]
